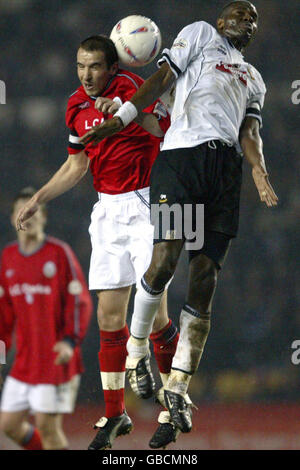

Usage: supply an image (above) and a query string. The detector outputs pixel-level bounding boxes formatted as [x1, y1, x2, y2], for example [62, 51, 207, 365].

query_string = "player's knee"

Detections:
[0, 415, 18, 439]
[36, 416, 67, 449]
[37, 419, 61, 445]
[36, 420, 53, 437]
[97, 305, 125, 330]
[97, 314, 124, 330]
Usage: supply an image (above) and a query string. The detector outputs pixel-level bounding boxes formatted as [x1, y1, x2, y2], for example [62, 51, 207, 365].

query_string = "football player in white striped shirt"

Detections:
[80, 1, 278, 448]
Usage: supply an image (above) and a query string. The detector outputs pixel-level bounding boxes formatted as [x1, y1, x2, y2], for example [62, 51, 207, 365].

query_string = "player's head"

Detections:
[217, 1, 258, 49]
[11, 187, 47, 236]
[77, 35, 119, 97]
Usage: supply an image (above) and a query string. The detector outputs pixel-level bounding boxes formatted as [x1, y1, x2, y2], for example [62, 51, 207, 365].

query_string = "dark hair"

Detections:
[219, 1, 256, 18]
[79, 35, 118, 68]
[12, 187, 47, 216]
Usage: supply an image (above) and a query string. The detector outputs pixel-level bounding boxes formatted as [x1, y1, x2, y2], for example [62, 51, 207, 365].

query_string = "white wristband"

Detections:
[114, 101, 138, 127]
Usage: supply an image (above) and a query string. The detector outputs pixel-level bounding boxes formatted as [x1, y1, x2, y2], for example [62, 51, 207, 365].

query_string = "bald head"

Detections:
[219, 1, 257, 19]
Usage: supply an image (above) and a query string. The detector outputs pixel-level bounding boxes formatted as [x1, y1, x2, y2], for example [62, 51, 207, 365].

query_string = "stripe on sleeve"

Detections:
[157, 53, 182, 78]
[68, 142, 85, 151]
[69, 134, 82, 144]
[245, 107, 261, 117]
[245, 106, 262, 126]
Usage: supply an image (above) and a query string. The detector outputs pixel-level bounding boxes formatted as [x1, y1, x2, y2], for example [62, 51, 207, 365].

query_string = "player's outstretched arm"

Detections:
[130, 62, 175, 113]
[16, 151, 89, 231]
[239, 116, 278, 207]
[94, 97, 165, 137]
[79, 62, 175, 145]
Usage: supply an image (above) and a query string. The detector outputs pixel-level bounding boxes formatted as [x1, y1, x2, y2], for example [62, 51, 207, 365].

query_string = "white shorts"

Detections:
[0, 375, 80, 414]
[88, 187, 154, 290]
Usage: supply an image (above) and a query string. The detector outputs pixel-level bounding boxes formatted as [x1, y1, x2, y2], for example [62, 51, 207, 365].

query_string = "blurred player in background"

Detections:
[79, 1, 279, 448]
[15, 36, 180, 450]
[0, 187, 92, 450]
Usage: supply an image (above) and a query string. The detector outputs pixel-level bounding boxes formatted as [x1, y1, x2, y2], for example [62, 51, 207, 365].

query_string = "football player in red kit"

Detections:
[0, 187, 92, 450]
[15, 36, 180, 449]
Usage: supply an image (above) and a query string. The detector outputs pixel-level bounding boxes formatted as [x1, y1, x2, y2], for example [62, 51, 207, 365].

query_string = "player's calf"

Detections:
[187, 254, 218, 313]
[1, 416, 43, 450]
[0, 412, 30, 445]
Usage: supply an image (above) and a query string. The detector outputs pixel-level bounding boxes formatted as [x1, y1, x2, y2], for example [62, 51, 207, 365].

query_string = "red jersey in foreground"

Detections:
[66, 68, 170, 194]
[0, 236, 92, 385]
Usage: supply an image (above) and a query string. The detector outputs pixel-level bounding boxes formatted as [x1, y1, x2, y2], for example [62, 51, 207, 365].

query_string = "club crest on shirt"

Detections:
[79, 101, 90, 109]
[5, 269, 14, 278]
[172, 38, 188, 49]
[43, 261, 57, 278]
[68, 279, 83, 295]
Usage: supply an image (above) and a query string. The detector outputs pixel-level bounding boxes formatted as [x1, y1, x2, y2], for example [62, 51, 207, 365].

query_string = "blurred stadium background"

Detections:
[1, 0, 300, 450]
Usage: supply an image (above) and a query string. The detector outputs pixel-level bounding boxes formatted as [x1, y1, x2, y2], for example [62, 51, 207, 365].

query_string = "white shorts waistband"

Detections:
[98, 187, 149, 203]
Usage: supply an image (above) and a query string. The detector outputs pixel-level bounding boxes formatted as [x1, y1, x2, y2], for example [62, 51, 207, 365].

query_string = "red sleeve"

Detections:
[66, 90, 85, 155]
[0, 252, 15, 352]
[57, 243, 93, 346]
[145, 99, 170, 135]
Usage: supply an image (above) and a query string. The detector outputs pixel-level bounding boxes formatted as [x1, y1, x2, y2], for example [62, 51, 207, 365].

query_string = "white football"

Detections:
[110, 15, 162, 67]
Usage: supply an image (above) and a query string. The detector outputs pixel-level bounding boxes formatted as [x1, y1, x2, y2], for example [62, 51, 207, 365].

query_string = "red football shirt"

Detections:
[65, 68, 170, 195]
[0, 237, 92, 385]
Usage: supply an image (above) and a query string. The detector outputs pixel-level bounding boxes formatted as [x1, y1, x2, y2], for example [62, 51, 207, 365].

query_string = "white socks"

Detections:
[130, 278, 164, 339]
[165, 370, 192, 396]
[171, 307, 210, 373]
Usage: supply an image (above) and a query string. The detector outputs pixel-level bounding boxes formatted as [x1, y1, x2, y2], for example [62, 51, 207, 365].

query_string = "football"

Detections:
[110, 15, 162, 67]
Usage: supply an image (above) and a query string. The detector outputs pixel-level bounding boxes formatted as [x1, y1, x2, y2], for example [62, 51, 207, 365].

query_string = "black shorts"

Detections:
[150, 140, 243, 267]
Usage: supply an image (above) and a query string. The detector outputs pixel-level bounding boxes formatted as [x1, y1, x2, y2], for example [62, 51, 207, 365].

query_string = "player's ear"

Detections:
[110, 61, 118, 75]
[217, 18, 224, 33]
